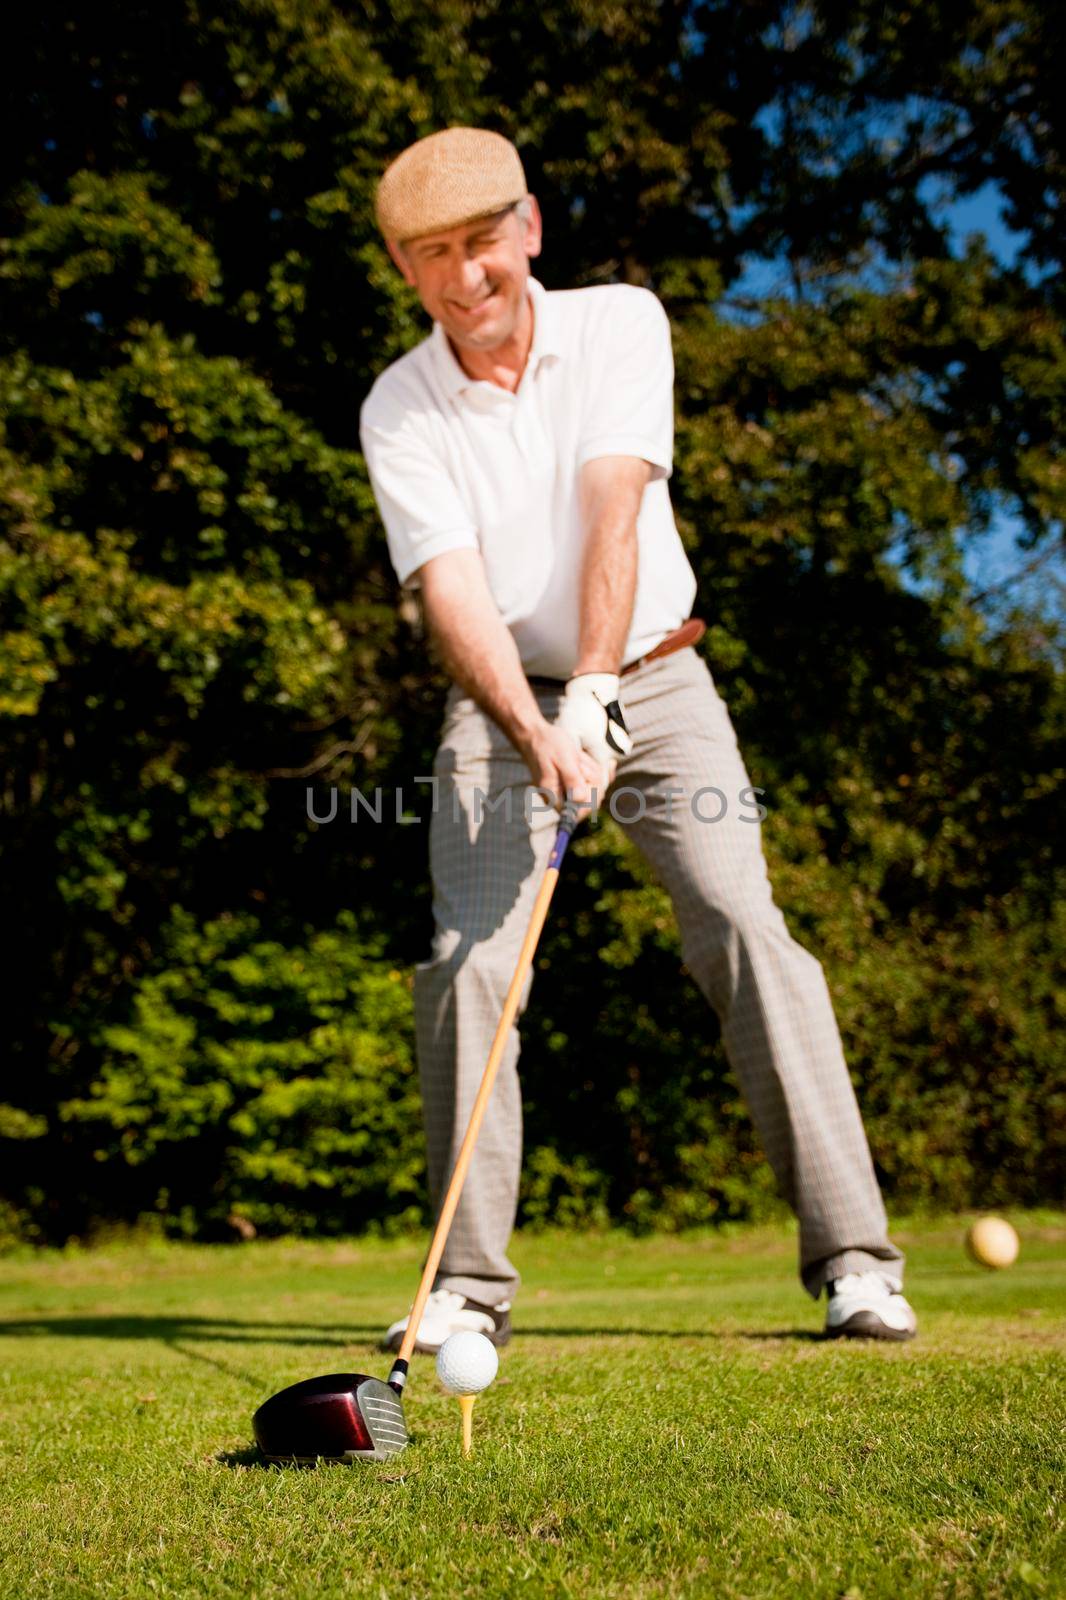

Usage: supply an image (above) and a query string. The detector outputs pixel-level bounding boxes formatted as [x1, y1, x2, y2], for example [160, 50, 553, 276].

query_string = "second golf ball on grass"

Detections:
[436, 1331, 499, 1394]
[966, 1215, 1020, 1268]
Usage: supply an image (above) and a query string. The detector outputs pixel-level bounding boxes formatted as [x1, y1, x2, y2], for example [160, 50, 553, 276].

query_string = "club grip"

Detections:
[548, 800, 580, 869]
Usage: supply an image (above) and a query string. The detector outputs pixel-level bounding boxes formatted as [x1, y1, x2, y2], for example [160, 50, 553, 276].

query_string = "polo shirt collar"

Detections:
[431, 276, 560, 398]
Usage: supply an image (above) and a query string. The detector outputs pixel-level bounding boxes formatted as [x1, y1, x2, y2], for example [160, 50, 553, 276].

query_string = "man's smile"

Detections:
[448, 287, 498, 317]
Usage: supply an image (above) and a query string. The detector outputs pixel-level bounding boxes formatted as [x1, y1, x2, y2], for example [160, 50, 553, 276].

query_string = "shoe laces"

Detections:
[834, 1272, 895, 1299]
[425, 1288, 467, 1311]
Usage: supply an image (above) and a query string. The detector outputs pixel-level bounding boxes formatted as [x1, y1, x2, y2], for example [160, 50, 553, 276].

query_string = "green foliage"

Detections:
[0, 0, 1062, 1244]
[56, 907, 423, 1236]
[0, 170, 221, 324]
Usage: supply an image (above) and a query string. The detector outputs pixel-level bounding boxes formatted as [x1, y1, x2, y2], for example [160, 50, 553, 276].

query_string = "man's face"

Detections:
[388, 198, 543, 354]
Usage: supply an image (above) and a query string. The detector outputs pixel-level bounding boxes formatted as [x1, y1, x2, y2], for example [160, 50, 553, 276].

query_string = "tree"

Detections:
[1, 0, 1061, 1243]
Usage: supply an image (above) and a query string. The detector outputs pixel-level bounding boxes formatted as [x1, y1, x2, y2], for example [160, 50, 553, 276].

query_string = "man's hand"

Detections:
[515, 720, 607, 815]
[557, 673, 632, 789]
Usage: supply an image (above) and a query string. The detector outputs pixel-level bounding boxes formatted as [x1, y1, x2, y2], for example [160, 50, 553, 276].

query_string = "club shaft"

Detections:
[391, 806, 578, 1376]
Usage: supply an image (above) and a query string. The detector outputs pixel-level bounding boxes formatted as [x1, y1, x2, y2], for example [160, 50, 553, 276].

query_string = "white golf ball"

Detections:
[435, 1331, 499, 1395]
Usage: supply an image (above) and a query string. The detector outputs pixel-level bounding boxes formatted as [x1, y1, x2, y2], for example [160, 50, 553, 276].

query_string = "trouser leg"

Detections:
[612, 649, 904, 1297]
[413, 690, 556, 1303]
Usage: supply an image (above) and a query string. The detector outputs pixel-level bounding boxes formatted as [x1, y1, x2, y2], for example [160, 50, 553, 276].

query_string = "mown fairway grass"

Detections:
[1, 1217, 1063, 1599]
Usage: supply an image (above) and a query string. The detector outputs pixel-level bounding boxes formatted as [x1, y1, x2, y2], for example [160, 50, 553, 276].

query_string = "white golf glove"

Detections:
[557, 673, 633, 774]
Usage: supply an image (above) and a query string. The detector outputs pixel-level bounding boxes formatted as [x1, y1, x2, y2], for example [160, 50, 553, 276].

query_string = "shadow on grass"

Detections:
[0, 1315, 377, 1345]
[214, 1446, 421, 1477]
[216, 1446, 272, 1470]
[739, 1329, 827, 1342]
[0, 1315, 386, 1391]
[213, 1446, 335, 1472]
[515, 1326, 825, 1341]
[0, 1314, 824, 1349]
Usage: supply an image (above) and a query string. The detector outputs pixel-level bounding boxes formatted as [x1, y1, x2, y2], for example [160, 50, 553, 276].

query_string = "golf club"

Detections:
[253, 799, 581, 1464]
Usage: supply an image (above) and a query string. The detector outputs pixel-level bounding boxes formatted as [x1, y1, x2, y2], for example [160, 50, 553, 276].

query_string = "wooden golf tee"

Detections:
[388, 802, 581, 1390]
[458, 1393, 476, 1456]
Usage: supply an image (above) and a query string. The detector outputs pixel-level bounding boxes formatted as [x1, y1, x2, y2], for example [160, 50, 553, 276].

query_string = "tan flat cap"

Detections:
[375, 127, 528, 244]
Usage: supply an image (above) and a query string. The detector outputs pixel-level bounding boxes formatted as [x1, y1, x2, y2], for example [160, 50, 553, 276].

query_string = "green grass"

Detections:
[1, 1216, 1063, 1599]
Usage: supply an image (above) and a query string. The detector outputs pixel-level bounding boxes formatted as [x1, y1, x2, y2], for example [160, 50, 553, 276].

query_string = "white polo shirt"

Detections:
[359, 275, 697, 678]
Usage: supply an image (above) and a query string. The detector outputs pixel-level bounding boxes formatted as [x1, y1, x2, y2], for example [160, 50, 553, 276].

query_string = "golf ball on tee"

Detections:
[436, 1331, 499, 1395]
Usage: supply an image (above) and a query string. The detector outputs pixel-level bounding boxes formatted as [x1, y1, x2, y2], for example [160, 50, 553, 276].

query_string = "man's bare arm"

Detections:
[573, 456, 652, 676]
[419, 548, 540, 747]
[418, 548, 603, 805]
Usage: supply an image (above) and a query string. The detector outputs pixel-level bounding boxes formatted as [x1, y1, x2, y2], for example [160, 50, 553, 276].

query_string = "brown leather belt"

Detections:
[527, 617, 706, 690]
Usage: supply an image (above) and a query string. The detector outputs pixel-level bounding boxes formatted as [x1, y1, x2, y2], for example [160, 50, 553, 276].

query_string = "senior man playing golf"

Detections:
[360, 127, 916, 1347]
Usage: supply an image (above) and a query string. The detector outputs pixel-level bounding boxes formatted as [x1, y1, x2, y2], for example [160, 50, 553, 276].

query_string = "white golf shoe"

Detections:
[824, 1272, 917, 1341]
[382, 1288, 512, 1355]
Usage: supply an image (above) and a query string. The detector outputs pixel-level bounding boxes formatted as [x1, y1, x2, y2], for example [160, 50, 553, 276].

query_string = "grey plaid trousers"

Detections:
[413, 647, 904, 1302]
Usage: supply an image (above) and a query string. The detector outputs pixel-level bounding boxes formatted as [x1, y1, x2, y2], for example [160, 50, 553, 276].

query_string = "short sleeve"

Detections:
[360, 391, 478, 589]
[576, 287, 674, 481]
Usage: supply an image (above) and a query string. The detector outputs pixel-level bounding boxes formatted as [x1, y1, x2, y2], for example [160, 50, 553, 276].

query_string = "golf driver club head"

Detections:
[253, 1373, 408, 1464]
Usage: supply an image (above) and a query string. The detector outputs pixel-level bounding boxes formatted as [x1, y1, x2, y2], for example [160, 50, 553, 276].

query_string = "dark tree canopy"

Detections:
[0, 0, 1062, 1245]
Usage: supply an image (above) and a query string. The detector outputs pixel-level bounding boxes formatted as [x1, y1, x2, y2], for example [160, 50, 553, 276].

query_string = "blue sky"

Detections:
[912, 186, 1056, 609]
[929, 182, 1030, 269]
[727, 182, 1060, 618]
